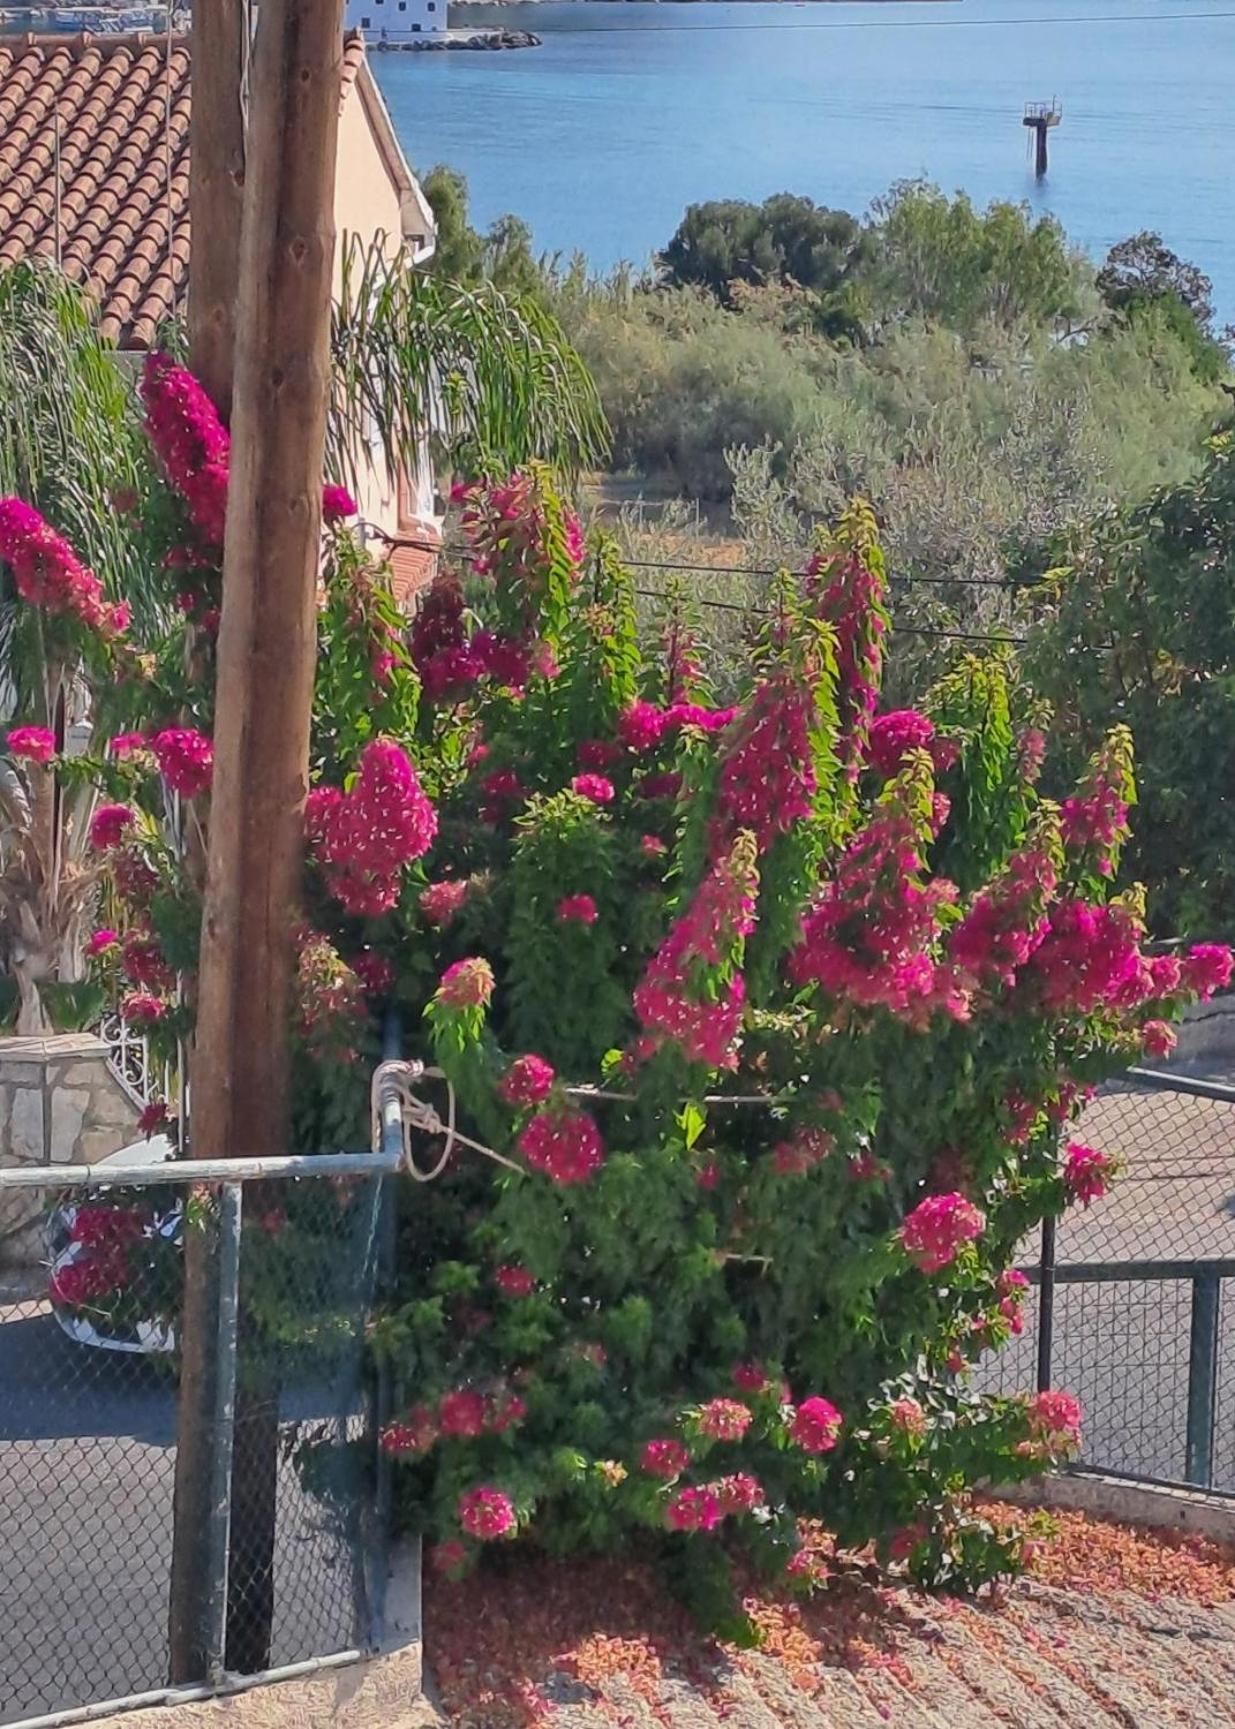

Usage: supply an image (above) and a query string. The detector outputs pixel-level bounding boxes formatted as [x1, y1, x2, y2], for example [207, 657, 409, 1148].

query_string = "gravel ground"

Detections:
[424, 1504, 1235, 1728]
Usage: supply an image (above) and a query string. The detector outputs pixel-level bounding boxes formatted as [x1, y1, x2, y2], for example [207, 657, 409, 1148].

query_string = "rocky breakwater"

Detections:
[376, 28, 541, 51]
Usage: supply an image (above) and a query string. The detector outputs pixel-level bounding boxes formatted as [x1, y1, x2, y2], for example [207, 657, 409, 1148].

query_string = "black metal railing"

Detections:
[977, 1065, 1235, 1497]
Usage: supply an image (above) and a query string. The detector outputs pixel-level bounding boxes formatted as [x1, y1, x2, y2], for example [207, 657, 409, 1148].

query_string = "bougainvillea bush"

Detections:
[3, 360, 1231, 1629]
[355, 481, 1229, 1623]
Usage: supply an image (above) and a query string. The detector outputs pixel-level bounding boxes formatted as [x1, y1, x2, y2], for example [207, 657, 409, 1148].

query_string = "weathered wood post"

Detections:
[168, 0, 345, 1680]
[186, 0, 248, 421]
[168, 0, 250, 1682]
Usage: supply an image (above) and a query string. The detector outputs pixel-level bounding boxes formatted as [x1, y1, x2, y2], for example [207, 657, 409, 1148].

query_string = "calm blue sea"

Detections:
[373, 0, 1235, 320]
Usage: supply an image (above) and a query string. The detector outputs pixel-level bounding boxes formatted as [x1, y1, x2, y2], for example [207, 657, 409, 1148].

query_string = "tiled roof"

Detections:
[387, 518, 441, 606]
[0, 31, 370, 349]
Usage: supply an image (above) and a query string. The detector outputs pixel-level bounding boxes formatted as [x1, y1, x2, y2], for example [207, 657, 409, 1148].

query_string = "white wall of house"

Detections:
[346, 0, 448, 39]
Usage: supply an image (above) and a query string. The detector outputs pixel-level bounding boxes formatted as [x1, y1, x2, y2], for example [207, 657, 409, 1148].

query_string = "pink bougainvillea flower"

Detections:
[1181, 943, 1234, 1000]
[141, 353, 231, 545]
[867, 709, 935, 779]
[711, 1472, 765, 1514]
[439, 1389, 488, 1439]
[518, 1103, 604, 1186]
[697, 1398, 753, 1442]
[457, 1486, 517, 1541]
[556, 893, 598, 925]
[665, 1485, 723, 1533]
[790, 1395, 843, 1454]
[1140, 1018, 1177, 1060]
[351, 950, 396, 997]
[484, 1390, 527, 1434]
[639, 833, 667, 857]
[435, 957, 495, 1012]
[381, 1404, 439, 1458]
[887, 1524, 929, 1563]
[70, 1206, 143, 1249]
[899, 1192, 986, 1274]
[321, 484, 357, 524]
[633, 833, 757, 1070]
[89, 802, 136, 851]
[498, 1053, 556, 1107]
[712, 673, 817, 853]
[576, 738, 623, 770]
[306, 739, 437, 915]
[122, 932, 174, 992]
[108, 731, 149, 759]
[87, 929, 121, 957]
[137, 1101, 171, 1138]
[619, 700, 670, 754]
[151, 728, 213, 799]
[119, 992, 166, 1026]
[732, 1360, 777, 1396]
[1027, 1388, 1082, 1440]
[7, 725, 56, 764]
[1063, 1142, 1116, 1206]
[772, 1126, 833, 1175]
[494, 1264, 536, 1298]
[0, 497, 117, 633]
[570, 772, 615, 806]
[888, 1397, 927, 1438]
[419, 878, 471, 927]
[639, 1438, 690, 1480]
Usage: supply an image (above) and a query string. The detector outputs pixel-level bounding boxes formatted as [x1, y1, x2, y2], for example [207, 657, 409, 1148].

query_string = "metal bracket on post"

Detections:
[204, 1182, 244, 1683]
[1036, 1216, 1056, 1393]
[1185, 1268, 1221, 1489]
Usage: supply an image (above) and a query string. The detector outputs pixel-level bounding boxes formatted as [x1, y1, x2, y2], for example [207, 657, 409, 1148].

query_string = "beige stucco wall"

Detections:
[334, 86, 407, 541]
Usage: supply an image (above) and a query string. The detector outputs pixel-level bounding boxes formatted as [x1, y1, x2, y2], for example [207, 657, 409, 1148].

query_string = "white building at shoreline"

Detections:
[345, 0, 448, 40]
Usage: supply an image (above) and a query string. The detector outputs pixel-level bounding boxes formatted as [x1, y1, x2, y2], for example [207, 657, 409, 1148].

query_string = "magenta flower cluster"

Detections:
[306, 739, 437, 915]
[0, 498, 129, 637]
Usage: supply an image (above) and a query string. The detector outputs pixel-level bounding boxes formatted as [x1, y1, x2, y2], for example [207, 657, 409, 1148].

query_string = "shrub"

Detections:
[359, 475, 1228, 1626]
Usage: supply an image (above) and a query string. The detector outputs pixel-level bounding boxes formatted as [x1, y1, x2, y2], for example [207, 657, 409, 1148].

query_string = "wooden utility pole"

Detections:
[167, 0, 251, 1684]
[169, 0, 345, 1680]
[186, 0, 249, 419]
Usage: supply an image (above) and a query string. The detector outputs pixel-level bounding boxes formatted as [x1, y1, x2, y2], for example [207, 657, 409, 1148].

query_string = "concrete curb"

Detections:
[999, 1470, 1235, 1544]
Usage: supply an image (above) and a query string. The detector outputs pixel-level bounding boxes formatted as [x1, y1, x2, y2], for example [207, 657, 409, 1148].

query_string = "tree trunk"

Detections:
[186, 0, 249, 421]
[188, 0, 345, 1676]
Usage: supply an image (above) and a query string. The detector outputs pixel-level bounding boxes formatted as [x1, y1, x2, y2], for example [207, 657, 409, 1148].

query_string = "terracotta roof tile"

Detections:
[0, 29, 371, 350]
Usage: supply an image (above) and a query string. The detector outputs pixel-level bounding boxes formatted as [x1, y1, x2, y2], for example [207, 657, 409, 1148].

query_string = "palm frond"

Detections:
[328, 234, 609, 499]
[0, 262, 158, 626]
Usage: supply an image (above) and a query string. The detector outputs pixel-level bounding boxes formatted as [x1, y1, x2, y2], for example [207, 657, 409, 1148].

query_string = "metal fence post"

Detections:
[204, 1182, 244, 1682]
[368, 1010, 402, 1649]
[1185, 1269, 1221, 1489]
[1036, 1216, 1056, 1393]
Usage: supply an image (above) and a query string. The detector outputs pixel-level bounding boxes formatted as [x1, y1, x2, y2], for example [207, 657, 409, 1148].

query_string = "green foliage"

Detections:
[337, 473, 1211, 1620]
[1021, 427, 1235, 937]
[658, 193, 870, 322]
[330, 234, 608, 492]
[865, 182, 1090, 334]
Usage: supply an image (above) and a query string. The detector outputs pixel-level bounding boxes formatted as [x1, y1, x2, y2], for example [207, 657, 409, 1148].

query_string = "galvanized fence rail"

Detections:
[977, 1066, 1235, 1496]
[0, 1137, 399, 1728]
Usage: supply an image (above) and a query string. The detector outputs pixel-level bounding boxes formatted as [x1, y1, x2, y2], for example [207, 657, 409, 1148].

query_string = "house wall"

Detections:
[333, 71, 440, 598]
[334, 84, 406, 542]
[345, 0, 448, 40]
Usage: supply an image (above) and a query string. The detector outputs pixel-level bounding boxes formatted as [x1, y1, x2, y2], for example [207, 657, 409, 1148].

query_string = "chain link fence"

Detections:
[976, 1068, 1235, 1494]
[0, 1147, 396, 1727]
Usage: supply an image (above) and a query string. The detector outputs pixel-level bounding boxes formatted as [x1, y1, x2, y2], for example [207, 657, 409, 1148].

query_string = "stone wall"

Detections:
[0, 1033, 142, 1272]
